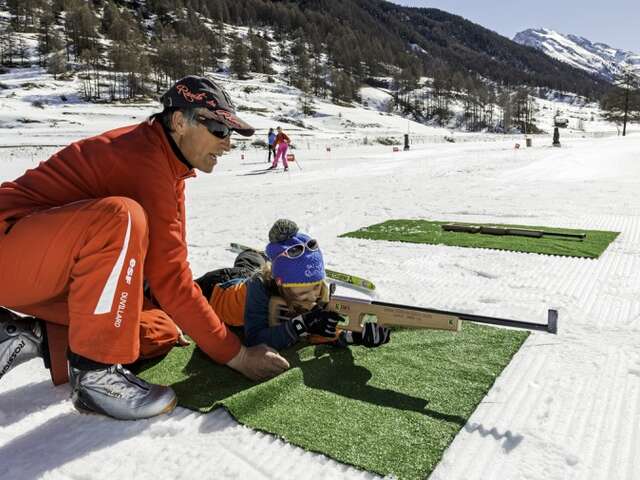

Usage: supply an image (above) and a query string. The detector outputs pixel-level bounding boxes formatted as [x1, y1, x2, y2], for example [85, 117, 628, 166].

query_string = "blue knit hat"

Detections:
[265, 219, 325, 287]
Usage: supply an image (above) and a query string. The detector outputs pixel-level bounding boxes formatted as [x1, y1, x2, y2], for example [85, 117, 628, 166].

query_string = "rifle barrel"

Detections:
[539, 231, 586, 240]
[348, 297, 558, 334]
[443, 224, 585, 241]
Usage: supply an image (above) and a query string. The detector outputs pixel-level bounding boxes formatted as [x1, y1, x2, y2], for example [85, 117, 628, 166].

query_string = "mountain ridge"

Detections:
[513, 28, 640, 81]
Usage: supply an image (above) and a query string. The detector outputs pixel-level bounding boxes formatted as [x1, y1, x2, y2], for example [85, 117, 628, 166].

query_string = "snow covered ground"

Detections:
[1, 68, 640, 479]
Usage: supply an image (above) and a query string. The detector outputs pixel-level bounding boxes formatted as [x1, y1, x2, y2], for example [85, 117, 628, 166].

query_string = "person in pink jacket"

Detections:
[268, 126, 291, 171]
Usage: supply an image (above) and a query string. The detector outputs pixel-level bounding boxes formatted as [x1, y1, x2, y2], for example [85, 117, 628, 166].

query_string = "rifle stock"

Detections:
[269, 296, 460, 332]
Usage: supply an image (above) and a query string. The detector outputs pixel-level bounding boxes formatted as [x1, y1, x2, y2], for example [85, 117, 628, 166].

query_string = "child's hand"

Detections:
[342, 323, 391, 348]
[287, 306, 340, 338]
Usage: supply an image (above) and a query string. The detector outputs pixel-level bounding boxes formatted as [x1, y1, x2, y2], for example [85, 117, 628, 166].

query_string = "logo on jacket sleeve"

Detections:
[125, 258, 137, 285]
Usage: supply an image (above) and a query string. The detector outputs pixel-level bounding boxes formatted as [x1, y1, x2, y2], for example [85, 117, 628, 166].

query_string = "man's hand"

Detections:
[341, 323, 391, 348]
[287, 306, 341, 338]
[226, 344, 290, 381]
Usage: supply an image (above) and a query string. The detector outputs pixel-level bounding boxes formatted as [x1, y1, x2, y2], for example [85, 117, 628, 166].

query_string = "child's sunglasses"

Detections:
[196, 116, 232, 139]
[276, 239, 319, 259]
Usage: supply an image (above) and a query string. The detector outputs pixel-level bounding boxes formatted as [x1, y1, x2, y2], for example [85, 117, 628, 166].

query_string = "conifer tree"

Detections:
[0, 24, 17, 66]
[512, 88, 538, 134]
[290, 34, 311, 92]
[601, 70, 640, 136]
[64, 0, 99, 60]
[15, 36, 28, 66]
[47, 50, 66, 79]
[259, 33, 274, 74]
[214, 19, 226, 57]
[36, 10, 57, 66]
[330, 68, 356, 103]
[248, 29, 265, 74]
[229, 34, 249, 79]
[277, 35, 293, 85]
[498, 89, 513, 132]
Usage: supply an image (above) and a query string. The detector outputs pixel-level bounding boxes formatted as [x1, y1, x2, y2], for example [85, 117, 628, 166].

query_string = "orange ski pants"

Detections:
[0, 197, 179, 364]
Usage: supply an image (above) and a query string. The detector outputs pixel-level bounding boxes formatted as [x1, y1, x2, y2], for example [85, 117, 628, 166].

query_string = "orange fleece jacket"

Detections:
[274, 132, 290, 146]
[0, 118, 241, 363]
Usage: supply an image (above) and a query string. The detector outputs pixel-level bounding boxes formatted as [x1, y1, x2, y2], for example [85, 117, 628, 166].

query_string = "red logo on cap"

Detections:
[213, 109, 242, 128]
[176, 84, 218, 108]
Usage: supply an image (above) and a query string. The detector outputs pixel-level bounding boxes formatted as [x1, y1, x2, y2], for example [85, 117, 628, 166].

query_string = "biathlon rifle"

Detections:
[269, 295, 558, 334]
[442, 223, 586, 240]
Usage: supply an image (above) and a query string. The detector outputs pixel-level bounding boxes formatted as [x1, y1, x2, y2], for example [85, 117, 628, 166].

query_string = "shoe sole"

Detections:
[162, 396, 178, 415]
[73, 397, 101, 416]
[73, 394, 178, 420]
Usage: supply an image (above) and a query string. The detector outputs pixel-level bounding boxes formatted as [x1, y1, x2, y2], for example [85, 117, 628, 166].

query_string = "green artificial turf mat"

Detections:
[137, 324, 528, 479]
[340, 219, 619, 258]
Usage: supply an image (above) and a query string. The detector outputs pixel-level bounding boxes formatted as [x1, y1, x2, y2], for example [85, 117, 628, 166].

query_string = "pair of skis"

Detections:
[241, 167, 286, 176]
[229, 242, 376, 292]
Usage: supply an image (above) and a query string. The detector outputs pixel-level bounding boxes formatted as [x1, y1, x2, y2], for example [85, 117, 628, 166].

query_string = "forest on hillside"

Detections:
[0, 0, 610, 132]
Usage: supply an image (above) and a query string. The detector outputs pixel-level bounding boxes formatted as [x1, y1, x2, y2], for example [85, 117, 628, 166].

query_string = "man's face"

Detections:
[171, 110, 232, 173]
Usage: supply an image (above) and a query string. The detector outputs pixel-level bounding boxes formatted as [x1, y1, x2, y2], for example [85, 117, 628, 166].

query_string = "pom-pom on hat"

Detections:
[265, 219, 325, 287]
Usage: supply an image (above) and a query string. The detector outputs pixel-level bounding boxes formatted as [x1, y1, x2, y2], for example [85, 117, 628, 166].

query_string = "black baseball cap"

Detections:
[160, 75, 255, 137]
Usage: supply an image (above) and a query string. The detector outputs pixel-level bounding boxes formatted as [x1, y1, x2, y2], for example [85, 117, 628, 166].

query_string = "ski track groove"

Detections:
[582, 347, 621, 480]
[605, 354, 638, 480]
[559, 375, 589, 451]
[456, 341, 538, 479]
[481, 349, 548, 479]
[587, 348, 620, 480]
[625, 375, 640, 479]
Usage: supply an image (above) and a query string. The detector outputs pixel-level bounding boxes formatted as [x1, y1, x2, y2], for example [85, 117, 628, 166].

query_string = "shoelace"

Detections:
[81, 365, 150, 399]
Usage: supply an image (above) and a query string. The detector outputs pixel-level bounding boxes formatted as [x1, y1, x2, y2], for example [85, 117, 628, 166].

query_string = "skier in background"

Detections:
[193, 219, 391, 350]
[267, 127, 276, 163]
[268, 126, 291, 171]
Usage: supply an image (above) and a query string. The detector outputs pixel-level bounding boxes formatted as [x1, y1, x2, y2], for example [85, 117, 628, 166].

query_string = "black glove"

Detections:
[341, 323, 391, 348]
[286, 306, 341, 338]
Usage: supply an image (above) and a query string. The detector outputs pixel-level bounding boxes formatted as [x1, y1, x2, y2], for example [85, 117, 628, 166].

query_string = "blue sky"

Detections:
[389, 1, 639, 52]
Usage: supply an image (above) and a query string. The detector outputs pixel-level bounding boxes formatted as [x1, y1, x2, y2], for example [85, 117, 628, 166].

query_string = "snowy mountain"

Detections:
[514, 28, 640, 81]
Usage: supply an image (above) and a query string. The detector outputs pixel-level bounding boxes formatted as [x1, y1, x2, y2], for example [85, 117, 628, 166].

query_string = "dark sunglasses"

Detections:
[275, 239, 319, 260]
[196, 116, 232, 139]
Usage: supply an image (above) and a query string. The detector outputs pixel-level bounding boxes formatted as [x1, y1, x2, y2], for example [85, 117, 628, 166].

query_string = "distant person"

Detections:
[0, 75, 289, 421]
[267, 127, 276, 163]
[268, 126, 291, 171]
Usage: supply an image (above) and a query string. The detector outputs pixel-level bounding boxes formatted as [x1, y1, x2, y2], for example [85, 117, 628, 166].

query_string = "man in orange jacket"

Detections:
[0, 76, 289, 420]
